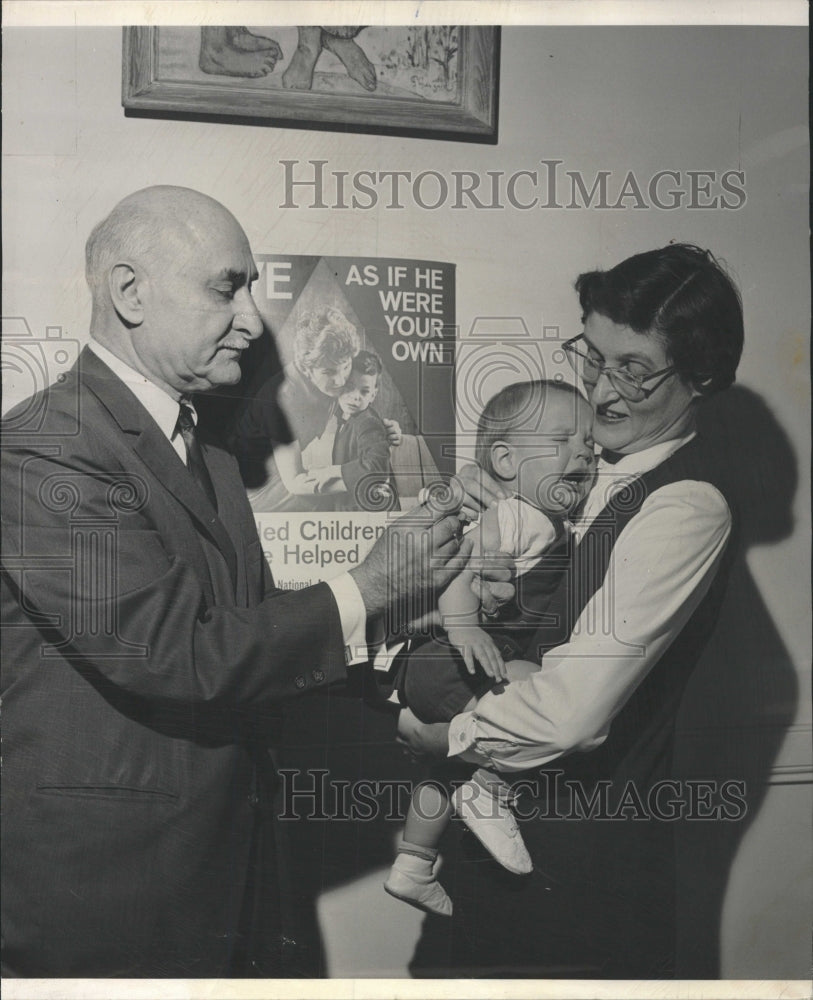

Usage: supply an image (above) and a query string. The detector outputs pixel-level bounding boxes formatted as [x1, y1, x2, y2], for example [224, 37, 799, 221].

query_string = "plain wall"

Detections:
[3, 24, 810, 979]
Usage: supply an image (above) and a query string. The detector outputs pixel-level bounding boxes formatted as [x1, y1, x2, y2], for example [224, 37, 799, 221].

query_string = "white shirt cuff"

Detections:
[326, 572, 369, 665]
[447, 710, 485, 761]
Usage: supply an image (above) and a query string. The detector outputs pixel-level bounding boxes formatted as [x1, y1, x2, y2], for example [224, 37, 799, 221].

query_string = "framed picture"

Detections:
[122, 26, 499, 142]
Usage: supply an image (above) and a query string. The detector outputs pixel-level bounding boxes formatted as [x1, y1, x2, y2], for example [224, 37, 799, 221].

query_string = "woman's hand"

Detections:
[455, 463, 510, 521]
[396, 706, 450, 758]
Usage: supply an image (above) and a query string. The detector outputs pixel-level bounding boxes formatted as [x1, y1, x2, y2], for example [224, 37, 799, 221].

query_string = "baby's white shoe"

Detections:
[384, 864, 453, 917]
[452, 780, 533, 875]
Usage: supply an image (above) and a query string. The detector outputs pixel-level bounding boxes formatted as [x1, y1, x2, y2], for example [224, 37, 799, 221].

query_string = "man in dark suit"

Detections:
[0, 186, 474, 977]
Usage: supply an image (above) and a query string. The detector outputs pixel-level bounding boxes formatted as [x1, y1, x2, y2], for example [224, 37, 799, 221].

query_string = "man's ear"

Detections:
[108, 264, 144, 326]
[489, 440, 516, 481]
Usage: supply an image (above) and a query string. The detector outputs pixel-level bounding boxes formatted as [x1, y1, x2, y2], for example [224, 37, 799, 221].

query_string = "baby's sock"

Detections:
[384, 841, 453, 916]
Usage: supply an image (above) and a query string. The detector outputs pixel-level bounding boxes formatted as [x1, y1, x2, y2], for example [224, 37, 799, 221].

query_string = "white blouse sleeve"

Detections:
[448, 480, 732, 772]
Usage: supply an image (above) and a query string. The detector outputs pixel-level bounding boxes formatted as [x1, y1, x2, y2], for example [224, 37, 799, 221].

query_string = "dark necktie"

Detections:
[600, 449, 626, 465]
[176, 402, 218, 512]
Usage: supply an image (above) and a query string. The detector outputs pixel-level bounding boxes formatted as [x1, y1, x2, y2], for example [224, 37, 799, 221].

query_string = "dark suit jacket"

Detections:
[1, 348, 348, 976]
[332, 407, 400, 511]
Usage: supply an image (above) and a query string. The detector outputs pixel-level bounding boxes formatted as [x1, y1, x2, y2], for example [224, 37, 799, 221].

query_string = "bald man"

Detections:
[0, 186, 474, 976]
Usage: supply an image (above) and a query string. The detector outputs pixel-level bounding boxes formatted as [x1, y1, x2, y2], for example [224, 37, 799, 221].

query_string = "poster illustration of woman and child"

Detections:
[232, 254, 455, 537]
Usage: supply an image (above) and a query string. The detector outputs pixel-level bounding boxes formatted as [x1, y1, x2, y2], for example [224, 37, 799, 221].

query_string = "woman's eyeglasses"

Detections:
[563, 335, 676, 402]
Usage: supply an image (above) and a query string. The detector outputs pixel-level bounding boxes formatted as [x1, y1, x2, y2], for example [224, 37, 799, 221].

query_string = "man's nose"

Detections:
[233, 289, 264, 339]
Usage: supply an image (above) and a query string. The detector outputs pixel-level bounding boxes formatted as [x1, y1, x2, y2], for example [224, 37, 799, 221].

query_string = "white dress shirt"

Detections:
[87, 341, 368, 662]
[448, 434, 732, 772]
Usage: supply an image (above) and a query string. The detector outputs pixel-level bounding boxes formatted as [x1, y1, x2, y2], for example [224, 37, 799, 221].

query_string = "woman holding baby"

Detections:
[399, 242, 744, 978]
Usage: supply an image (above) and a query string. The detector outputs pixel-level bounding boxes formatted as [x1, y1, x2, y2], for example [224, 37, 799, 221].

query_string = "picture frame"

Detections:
[122, 25, 499, 142]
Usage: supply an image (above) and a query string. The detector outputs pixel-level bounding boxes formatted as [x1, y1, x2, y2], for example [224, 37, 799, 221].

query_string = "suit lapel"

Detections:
[78, 348, 239, 590]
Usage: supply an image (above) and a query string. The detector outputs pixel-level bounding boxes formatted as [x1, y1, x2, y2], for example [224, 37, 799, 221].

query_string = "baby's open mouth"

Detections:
[557, 472, 593, 503]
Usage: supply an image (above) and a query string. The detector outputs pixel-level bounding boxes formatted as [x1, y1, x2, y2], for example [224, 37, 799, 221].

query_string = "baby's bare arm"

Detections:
[439, 509, 512, 679]
[438, 507, 502, 624]
[437, 523, 481, 625]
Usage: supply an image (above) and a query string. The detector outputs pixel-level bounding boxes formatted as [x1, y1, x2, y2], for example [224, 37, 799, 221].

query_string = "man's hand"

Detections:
[350, 506, 472, 625]
[382, 418, 402, 448]
[418, 474, 516, 616]
[396, 706, 450, 758]
[446, 624, 507, 681]
[455, 462, 509, 521]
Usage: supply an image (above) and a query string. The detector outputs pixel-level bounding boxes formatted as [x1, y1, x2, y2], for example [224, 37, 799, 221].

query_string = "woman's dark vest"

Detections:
[511, 434, 736, 895]
[408, 436, 737, 979]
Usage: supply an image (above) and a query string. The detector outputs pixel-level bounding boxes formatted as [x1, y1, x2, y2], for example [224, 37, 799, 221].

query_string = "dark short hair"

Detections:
[475, 379, 585, 477]
[575, 243, 743, 395]
[350, 349, 383, 380]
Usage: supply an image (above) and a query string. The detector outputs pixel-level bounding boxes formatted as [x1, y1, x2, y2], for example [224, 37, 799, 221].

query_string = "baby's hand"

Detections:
[446, 625, 506, 681]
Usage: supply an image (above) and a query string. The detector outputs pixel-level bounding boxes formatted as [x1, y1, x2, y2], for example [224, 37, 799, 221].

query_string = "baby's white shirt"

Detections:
[495, 496, 559, 578]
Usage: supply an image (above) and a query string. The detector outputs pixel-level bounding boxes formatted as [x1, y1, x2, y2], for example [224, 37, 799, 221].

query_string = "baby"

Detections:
[385, 379, 595, 916]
